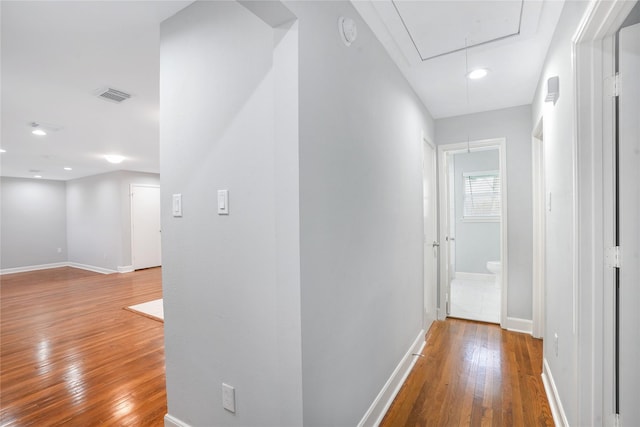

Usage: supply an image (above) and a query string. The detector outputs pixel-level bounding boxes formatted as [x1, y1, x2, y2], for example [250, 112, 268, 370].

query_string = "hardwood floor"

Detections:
[1, 269, 552, 426]
[0, 267, 165, 427]
[381, 318, 554, 427]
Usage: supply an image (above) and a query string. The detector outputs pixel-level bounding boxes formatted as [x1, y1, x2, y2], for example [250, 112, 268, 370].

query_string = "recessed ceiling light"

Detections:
[64, 167, 72, 171]
[105, 154, 125, 164]
[467, 68, 489, 80]
[34, 175, 42, 178]
[0, 149, 6, 153]
[32, 129, 47, 136]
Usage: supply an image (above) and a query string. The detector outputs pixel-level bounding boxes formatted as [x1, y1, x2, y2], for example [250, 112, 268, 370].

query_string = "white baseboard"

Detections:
[455, 272, 494, 281]
[118, 265, 134, 273]
[358, 329, 426, 427]
[505, 317, 533, 334]
[67, 262, 117, 275]
[0, 262, 68, 275]
[542, 358, 569, 427]
[164, 414, 192, 427]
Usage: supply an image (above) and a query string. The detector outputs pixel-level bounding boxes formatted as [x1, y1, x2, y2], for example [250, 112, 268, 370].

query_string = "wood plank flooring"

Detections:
[381, 318, 554, 426]
[1, 268, 553, 426]
[0, 267, 165, 427]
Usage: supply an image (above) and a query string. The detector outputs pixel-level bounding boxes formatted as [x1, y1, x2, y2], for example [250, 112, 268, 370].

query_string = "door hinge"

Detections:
[606, 73, 620, 97]
[605, 246, 621, 268]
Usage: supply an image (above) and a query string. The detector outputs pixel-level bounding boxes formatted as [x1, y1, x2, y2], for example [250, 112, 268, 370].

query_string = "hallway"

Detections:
[381, 319, 552, 426]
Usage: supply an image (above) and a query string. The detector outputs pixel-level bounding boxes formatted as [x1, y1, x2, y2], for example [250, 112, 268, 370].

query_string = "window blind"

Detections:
[463, 171, 501, 218]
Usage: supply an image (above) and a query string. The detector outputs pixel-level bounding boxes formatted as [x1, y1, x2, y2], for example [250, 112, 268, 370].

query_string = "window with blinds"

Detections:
[463, 170, 501, 220]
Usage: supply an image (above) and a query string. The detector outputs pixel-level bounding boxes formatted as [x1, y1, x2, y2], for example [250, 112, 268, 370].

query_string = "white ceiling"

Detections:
[353, 0, 564, 119]
[1, 0, 563, 181]
[0, 1, 191, 181]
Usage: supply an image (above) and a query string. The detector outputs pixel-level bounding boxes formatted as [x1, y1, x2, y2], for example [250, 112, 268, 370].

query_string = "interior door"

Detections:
[423, 139, 438, 329]
[617, 21, 640, 426]
[131, 185, 162, 270]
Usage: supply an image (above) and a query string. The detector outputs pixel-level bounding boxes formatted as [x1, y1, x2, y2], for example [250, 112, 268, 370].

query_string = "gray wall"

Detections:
[160, 1, 435, 425]
[288, 1, 434, 425]
[0, 177, 67, 269]
[531, 1, 590, 424]
[436, 104, 533, 319]
[453, 150, 500, 273]
[160, 2, 302, 425]
[66, 170, 159, 272]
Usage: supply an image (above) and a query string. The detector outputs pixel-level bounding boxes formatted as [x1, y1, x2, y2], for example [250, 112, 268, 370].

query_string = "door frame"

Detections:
[422, 134, 438, 331]
[437, 138, 508, 328]
[532, 118, 545, 339]
[571, 1, 637, 425]
[130, 184, 162, 271]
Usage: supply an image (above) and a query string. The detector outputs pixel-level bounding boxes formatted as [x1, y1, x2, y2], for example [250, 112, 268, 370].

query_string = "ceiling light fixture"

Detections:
[467, 68, 489, 80]
[31, 122, 47, 136]
[64, 167, 72, 171]
[105, 154, 125, 164]
[0, 149, 6, 153]
[34, 175, 43, 178]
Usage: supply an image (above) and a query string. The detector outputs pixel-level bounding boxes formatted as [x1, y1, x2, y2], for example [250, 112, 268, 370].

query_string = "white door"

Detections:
[618, 22, 640, 426]
[438, 149, 453, 319]
[423, 139, 438, 329]
[131, 185, 162, 270]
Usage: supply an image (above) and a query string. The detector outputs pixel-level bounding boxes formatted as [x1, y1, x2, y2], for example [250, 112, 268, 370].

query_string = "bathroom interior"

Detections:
[448, 148, 501, 323]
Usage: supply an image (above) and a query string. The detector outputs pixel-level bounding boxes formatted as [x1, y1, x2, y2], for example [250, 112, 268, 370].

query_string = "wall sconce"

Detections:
[545, 76, 559, 104]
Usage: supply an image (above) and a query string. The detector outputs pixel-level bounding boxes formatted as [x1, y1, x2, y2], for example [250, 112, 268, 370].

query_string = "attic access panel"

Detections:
[392, 0, 524, 61]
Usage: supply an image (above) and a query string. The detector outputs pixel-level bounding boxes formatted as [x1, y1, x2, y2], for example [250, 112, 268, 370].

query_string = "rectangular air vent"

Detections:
[96, 87, 131, 103]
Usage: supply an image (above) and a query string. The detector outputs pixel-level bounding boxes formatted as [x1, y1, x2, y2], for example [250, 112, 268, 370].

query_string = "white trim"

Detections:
[357, 329, 426, 427]
[164, 414, 192, 427]
[67, 262, 117, 275]
[0, 262, 68, 275]
[542, 358, 569, 427]
[531, 118, 545, 339]
[454, 272, 493, 281]
[572, 1, 637, 425]
[437, 138, 508, 328]
[118, 265, 134, 273]
[505, 317, 533, 335]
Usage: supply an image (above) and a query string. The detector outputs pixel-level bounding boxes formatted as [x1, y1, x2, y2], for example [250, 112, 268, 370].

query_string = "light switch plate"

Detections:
[218, 190, 229, 215]
[172, 194, 182, 217]
[222, 383, 235, 413]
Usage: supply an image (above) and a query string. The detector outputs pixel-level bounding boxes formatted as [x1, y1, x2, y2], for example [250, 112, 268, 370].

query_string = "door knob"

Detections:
[432, 241, 440, 247]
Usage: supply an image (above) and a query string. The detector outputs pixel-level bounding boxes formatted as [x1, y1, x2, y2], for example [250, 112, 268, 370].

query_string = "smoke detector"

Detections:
[95, 87, 131, 103]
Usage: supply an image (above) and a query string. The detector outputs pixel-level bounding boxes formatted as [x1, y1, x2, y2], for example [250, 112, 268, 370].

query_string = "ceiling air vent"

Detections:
[96, 87, 131, 103]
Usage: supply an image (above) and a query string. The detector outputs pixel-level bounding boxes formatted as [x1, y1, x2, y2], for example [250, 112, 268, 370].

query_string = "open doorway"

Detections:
[438, 138, 507, 326]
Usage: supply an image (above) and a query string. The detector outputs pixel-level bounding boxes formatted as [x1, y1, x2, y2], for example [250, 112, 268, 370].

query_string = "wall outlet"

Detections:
[554, 333, 559, 356]
[222, 383, 235, 413]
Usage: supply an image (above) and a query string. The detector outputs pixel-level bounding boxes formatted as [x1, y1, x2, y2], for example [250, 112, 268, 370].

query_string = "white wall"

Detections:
[160, 0, 435, 425]
[435, 105, 532, 319]
[531, 1, 590, 425]
[532, 1, 593, 425]
[286, 1, 435, 424]
[453, 150, 500, 274]
[66, 170, 159, 272]
[160, 2, 301, 425]
[0, 177, 67, 269]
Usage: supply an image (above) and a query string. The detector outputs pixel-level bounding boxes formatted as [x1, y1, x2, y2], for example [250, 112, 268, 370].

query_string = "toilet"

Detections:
[487, 261, 501, 288]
